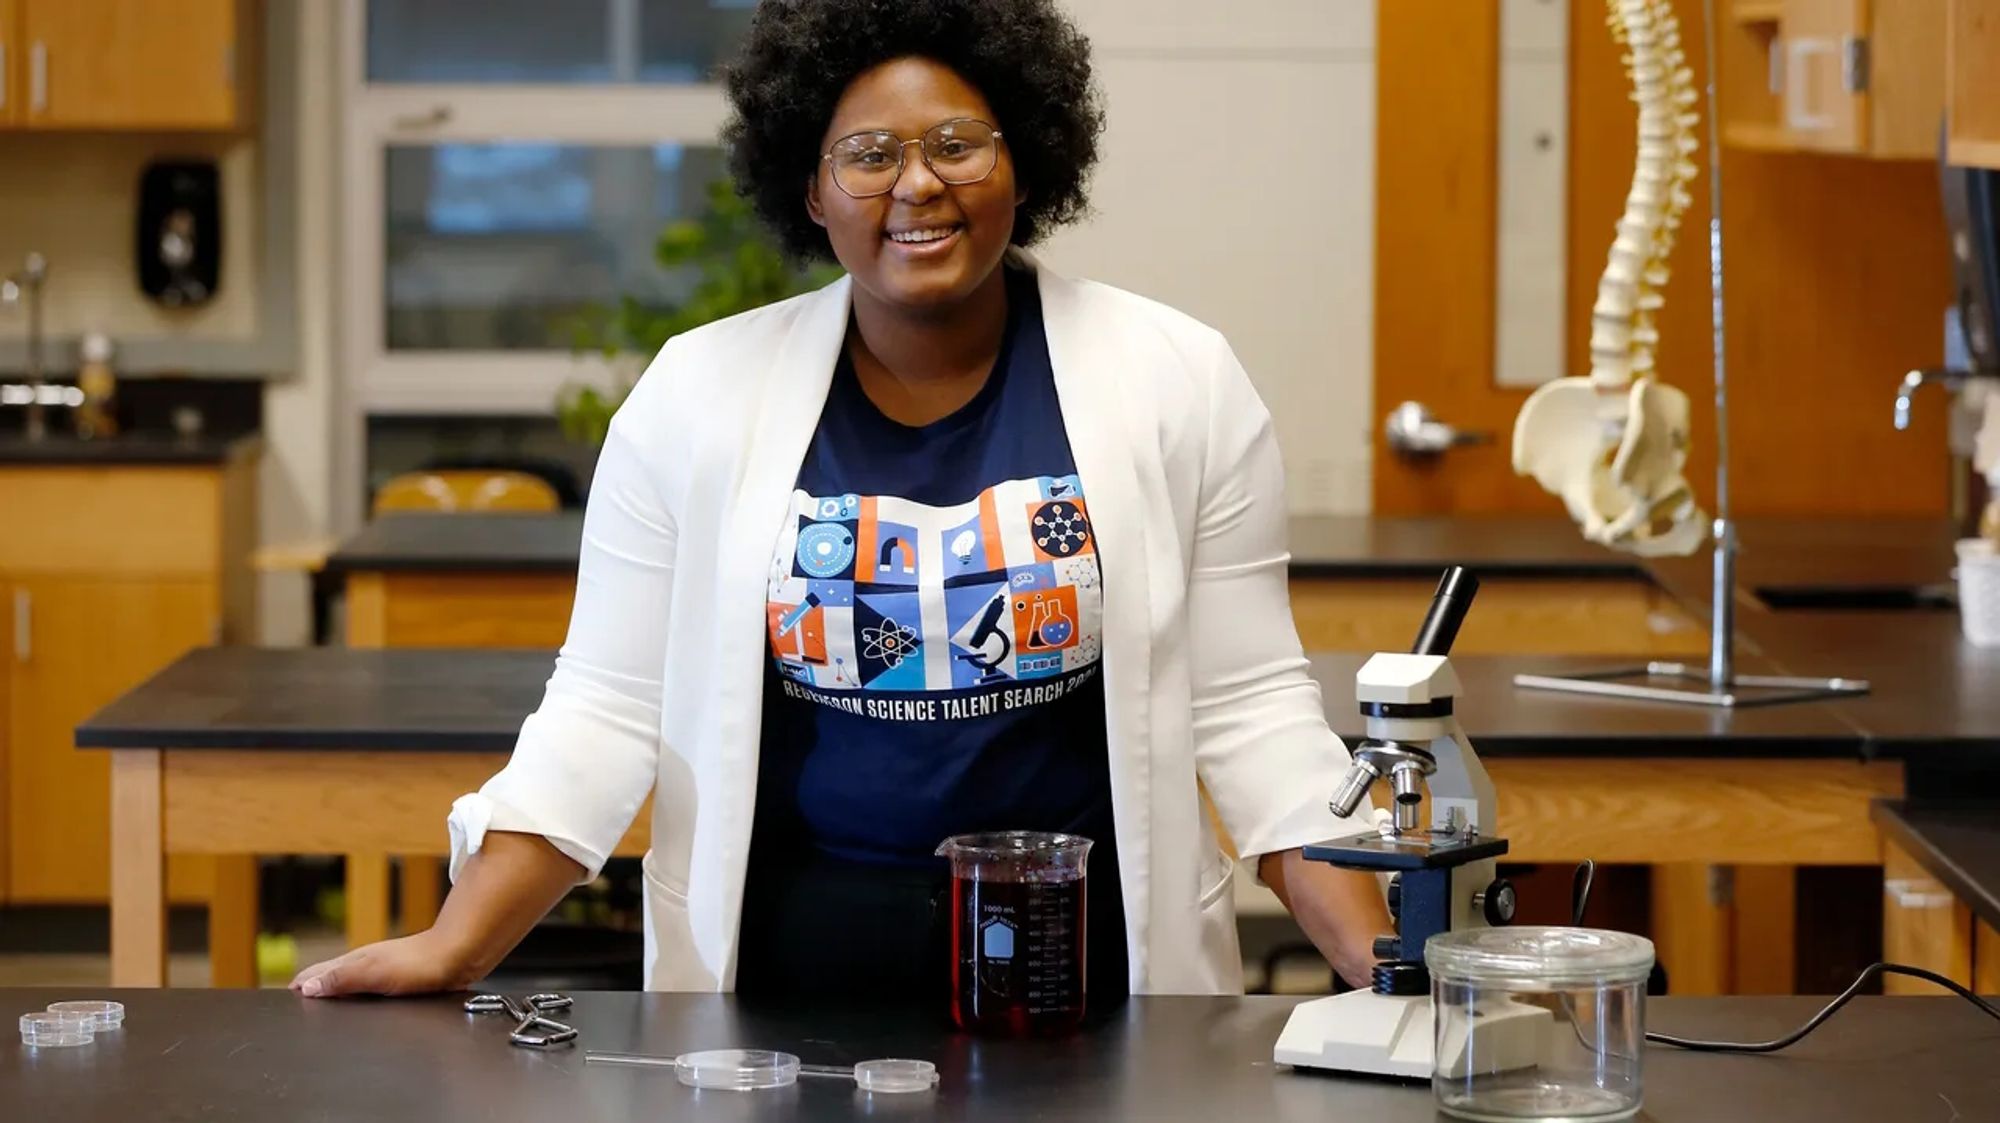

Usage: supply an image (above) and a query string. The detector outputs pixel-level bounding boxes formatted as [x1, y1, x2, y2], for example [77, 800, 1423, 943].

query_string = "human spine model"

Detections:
[1513, 0, 1707, 556]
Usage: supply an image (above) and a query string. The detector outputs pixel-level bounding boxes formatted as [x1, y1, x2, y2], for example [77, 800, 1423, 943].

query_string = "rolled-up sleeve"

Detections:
[446, 385, 676, 884]
[1186, 334, 1375, 864]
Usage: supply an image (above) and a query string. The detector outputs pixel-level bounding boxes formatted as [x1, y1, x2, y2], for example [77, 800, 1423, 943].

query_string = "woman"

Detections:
[294, 0, 1390, 1003]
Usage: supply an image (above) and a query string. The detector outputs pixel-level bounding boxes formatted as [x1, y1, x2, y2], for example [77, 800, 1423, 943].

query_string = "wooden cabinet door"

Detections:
[0, 0, 20, 127]
[0, 583, 12, 899]
[21, 0, 241, 130]
[1949, 0, 2000, 167]
[1880, 839, 1975, 993]
[7, 576, 216, 901]
[1780, 0, 1870, 152]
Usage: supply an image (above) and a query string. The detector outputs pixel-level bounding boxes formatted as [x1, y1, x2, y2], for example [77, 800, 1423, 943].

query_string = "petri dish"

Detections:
[47, 1001, 124, 1032]
[854, 1058, 939, 1093]
[674, 1049, 802, 1091]
[21, 1012, 95, 1048]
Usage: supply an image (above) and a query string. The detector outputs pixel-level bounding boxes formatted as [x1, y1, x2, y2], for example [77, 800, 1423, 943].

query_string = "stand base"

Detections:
[1273, 990, 1552, 1080]
[1513, 661, 1870, 709]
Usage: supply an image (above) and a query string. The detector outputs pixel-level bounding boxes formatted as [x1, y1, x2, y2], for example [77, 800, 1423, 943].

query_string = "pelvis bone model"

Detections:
[1513, 0, 1708, 556]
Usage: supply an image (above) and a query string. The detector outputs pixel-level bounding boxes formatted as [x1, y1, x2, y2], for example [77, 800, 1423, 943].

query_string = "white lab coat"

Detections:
[446, 250, 1361, 994]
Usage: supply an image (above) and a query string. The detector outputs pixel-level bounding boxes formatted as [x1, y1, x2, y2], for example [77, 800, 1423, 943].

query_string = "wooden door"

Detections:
[7, 576, 216, 901]
[21, 0, 241, 130]
[1374, 0, 1952, 517]
[0, 582, 12, 899]
[1780, 0, 1870, 152]
[0, 0, 21, 127]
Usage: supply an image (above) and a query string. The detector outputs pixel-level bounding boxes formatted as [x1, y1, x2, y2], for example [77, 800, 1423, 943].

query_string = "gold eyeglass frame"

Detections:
[820, 117, 1005, 199]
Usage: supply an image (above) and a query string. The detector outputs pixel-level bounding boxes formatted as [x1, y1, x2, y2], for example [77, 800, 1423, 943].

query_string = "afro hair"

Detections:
[721, 0, 1105, 262]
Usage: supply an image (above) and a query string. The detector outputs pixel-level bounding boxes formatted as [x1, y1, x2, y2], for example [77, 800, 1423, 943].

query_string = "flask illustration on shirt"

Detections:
[1019, 592, 1074, 652]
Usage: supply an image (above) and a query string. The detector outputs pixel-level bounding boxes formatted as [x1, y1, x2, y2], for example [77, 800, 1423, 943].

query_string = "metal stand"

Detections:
[1513, 0, 1869, 710]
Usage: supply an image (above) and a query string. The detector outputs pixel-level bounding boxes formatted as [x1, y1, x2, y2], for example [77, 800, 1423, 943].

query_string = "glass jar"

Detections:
[1427, 926, 1655, 1122]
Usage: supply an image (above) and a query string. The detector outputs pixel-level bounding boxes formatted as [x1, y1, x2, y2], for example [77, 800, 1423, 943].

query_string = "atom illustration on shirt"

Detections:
[861, 616, 920, 668]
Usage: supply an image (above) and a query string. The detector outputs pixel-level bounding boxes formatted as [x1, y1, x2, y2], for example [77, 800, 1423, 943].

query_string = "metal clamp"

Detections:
[466, 992, 577, 1048]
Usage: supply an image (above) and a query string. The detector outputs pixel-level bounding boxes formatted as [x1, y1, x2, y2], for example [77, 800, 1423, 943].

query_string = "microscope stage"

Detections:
[1302, 832, 1509, 870]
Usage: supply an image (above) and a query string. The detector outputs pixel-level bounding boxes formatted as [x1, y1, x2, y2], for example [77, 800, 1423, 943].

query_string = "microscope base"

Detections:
[1274, 990, 1553, 1081]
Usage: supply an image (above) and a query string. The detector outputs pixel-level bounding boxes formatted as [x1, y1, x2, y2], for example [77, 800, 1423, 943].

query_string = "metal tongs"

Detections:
[465, 992, 577, 1047]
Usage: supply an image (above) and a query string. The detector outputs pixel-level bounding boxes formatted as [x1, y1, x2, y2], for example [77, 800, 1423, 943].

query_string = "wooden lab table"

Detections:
[303, 513, 1982, 994]
[76, 648, 644, 986]
[79, 645, 1927, 993]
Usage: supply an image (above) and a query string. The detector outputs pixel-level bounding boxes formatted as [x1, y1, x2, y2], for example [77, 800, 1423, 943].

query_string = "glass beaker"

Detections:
[1427, 926, 1655, 1122]
[935, 831, 1092, 1037]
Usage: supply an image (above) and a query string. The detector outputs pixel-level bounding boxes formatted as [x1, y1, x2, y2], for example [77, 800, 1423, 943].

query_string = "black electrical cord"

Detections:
[1564, 861, 2000, 1054]
[1570, 859, 1596, 926]
[1646, 963, 2000, 1052]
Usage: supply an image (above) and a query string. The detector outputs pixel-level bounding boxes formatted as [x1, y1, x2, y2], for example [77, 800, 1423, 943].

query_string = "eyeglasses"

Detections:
[821, 118, 1004, 199]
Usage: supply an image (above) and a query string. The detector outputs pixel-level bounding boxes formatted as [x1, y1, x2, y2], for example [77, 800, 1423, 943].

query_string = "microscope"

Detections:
[1274, 567, 1550, 1079]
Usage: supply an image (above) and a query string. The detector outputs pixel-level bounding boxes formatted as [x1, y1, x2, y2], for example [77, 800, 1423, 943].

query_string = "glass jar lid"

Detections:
[1426, 926, 1655, 986]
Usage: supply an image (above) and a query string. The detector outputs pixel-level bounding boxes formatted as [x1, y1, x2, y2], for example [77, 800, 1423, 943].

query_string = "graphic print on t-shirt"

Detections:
[766, 473, 1102, 711]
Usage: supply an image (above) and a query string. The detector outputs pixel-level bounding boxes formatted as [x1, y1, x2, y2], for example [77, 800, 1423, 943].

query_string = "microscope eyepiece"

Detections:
[1412, 566, 1480, 657]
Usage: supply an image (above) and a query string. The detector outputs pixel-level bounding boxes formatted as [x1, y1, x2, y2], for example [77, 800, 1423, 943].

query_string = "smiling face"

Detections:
[807, 57, 1021, 314]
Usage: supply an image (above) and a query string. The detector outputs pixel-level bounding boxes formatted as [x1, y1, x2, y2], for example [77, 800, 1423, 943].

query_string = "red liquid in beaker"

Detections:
[949, 871, 1087, 1036]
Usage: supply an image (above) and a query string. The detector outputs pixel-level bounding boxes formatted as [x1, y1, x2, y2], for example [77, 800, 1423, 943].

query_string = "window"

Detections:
[341, 0, 754, 413]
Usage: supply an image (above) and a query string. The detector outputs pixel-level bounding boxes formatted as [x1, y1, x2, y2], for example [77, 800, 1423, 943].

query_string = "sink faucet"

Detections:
[1, 252, 50, 441]
[1893, 368, 1966, 432]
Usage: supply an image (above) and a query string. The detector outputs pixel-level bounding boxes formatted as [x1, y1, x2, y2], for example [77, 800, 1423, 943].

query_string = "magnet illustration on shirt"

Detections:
[769, 474, 1101, 700]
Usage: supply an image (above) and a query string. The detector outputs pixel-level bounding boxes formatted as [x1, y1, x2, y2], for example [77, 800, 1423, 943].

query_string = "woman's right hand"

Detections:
[290, 831, 586, 999]
[290, 928, 477, 998]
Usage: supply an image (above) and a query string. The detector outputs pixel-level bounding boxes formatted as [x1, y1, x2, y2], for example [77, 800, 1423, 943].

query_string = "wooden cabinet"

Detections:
[1948, 0, 2000, 167]
[1881, 838, 1975, 992]
[1881, 848, 2000, 997]
[0, 451, 257, 905]
[1287, 577, 1709, 656]
[0, 0, 20, 127]
[1722, 0, 1945, 159]
[6, 576, 219, 901]
[1977, 920, 2000, 995]
[6, 0, 250, 131]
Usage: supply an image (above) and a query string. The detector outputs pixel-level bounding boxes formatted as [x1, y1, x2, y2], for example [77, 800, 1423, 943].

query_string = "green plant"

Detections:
[558, 178, 842, 445]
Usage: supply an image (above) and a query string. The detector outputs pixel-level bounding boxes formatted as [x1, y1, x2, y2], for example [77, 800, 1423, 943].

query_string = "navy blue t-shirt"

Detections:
[745, 266, 1125, 1002]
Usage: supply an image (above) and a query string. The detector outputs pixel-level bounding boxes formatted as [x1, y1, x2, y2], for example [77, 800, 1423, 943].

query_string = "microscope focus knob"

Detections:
[1386, 874, 1402, 919]
[1372, 935, 1402, 961]
[1371, 960, 1430, 997]
[1474, 879, 1518, 926]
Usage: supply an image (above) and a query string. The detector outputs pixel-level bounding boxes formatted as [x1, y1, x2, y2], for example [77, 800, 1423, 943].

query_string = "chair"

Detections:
[371, 469, 561, 514]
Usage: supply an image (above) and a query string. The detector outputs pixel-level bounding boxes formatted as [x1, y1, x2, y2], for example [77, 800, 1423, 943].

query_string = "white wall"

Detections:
[1039, 0, 1376, 515]
[0, 135, 261, 342]
[255, 0, 343, 646]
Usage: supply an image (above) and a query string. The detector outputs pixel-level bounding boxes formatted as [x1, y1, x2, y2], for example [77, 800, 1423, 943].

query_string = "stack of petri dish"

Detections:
[18, 1000, 125, 1049]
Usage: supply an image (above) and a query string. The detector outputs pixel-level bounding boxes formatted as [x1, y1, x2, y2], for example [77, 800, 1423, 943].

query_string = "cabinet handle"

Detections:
[12, 588, 28, 664]
[1884, 878, 1955, 910]
[1784, 38, 1837, 133]
[1842, 35, 1869, 95]
[29, 41, 46, 114]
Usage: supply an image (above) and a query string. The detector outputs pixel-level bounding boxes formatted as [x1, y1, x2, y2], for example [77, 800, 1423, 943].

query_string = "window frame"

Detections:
[338, 0, 734, 414]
